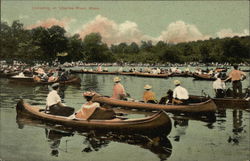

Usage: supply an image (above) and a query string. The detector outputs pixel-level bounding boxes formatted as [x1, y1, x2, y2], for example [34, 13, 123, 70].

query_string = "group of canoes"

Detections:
[13, 64, 250, 137]
[69, 67, 228, 80]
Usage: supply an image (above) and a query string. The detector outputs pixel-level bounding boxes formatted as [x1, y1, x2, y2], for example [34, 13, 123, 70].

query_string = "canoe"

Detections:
[9, 76, 34, 82]
[34, 76, 81, 85]
[134, 72, 169, 78]
[187, 95, 249, 110]
[169, 72, 193, 77]
[212, 97, 250, 109]
[70, 69, 117, 75]
[16, 100, 172, 135]
[9, 75, 81, 85]
[92, 94, 217, 113]
[0, 72, 19, 78]
[16, 116, 172, 160]
[193, 73, 217, 81]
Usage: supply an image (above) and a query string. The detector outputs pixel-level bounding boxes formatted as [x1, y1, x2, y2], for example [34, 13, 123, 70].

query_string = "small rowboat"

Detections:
[16, 100, 172, 135]
[92, 94, 217, 113]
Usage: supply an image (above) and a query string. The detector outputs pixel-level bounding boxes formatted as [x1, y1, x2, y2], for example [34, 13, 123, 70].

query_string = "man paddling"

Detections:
[224, 65, 246, 98]
[46, 83, 74, 116]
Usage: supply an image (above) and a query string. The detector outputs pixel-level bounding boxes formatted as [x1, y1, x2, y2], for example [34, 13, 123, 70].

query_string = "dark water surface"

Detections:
[0, 67, 250, 161]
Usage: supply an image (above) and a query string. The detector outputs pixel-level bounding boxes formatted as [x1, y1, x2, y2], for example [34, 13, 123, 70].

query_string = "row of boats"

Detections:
[16, 91, 250, 138]
[70, 69, 224, 81]
[10, 66, 250, 139]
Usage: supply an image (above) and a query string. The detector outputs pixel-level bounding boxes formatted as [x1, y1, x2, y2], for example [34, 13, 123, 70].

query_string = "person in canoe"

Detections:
[112, 77, 127, 100]
[213, 74, 226, 98]
[159, 89, 173, 104]
[224, 65, 247, 98]
[75, 91, 115, 120]
[75, 91, 101, 120]
[45, 83, 75, 116]
[172, 80, 189, 105]
[143, 84, 158, 103]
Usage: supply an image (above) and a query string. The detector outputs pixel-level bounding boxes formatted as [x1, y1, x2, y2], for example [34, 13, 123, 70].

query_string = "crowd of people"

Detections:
[40, 64, 249, 120]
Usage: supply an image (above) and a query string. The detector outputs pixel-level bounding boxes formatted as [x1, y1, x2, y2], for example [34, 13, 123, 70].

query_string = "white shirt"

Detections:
[213, 78, 226, 89]
[81, 102, 100, 109]
[173, 86, 189, 100]
[46, 90, 61, 107]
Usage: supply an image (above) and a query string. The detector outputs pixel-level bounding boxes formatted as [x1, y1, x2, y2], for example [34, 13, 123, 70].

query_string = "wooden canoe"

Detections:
[186, 95, 249, 110]
[169, 72, 193, 77]
[92, 94, 217, 113]
[0, 72, 19, 78]
[70, 69, 118, 75]
[134, 72, 169, 78]
[193, 73, 217, 81]
[16, 116, 172, 160]
[34, 76, 81, 85]
[212, 97, 250, 109]
[9, 76, 81, 85]
[16, 100, 172, 135]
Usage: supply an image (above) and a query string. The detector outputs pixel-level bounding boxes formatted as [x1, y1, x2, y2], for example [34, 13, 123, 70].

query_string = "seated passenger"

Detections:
[75, 91, 100, 120]
[112, 77, 127, 100]
[172, 80, 189, 105]
[159, 89, 173, 104]
[213, 74, 226, 98]
[75, 91, 115, 120]
[46, 83, 74, 116]
[143, 85, 157, 103]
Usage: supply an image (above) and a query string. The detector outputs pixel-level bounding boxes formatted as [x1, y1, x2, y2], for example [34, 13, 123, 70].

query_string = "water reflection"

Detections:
[227, 110, 245, 144]
[173, 118, 189, 142]
[45, 129, 74, 157]
[16, 115, 173, 161]
[80, 131, 172, 161]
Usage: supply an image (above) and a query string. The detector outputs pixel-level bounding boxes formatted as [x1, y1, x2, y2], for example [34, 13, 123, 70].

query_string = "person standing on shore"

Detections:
[224, 65, 246, 98]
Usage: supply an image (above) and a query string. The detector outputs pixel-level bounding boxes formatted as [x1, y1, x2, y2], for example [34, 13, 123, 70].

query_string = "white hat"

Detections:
[51, 83, 60, 88]
[83, 91, 95, 97]
[174, 80, 181, 85]
[113, 77, 121, 82]
[144, 84, 152, 90]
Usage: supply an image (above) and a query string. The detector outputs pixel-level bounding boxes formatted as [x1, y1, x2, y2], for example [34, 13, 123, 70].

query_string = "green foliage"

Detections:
[0, 20, 249, 64]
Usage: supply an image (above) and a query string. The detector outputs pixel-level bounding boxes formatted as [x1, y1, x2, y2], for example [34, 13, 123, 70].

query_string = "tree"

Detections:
[127, 42, 139, 53]
[83, 33, 109, 62]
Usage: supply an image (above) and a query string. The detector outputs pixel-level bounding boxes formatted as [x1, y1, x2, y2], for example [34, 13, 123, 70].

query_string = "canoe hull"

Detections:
[92, 94, 217, 113]
[212, 98, 250, 109]
[16, 100, 172, 135]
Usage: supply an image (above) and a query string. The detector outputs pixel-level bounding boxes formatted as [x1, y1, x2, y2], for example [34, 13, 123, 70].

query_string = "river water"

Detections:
[0, 66, 249, 161]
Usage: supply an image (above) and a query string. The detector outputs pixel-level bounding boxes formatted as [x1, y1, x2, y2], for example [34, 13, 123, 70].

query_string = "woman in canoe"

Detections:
[143, 84, 158, 104]
[75, 91, 101, 120]
[75, 91, 115, 120]
[112, 77, 127, 100]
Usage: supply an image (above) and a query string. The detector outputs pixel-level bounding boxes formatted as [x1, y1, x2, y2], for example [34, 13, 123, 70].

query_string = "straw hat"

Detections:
[113, 77, 121, 82]
[144, 84, 152, 90]
[51, 83, 60, 88]
[174, 80, 181, 85]
[83, 91, 95, 97]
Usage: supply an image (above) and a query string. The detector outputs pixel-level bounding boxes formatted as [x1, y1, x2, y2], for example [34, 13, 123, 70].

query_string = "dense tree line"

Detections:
[1, 20, 250, 64]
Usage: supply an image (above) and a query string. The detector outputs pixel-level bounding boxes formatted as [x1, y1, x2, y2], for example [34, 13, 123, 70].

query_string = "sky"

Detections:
[1, 0, 249, 45]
